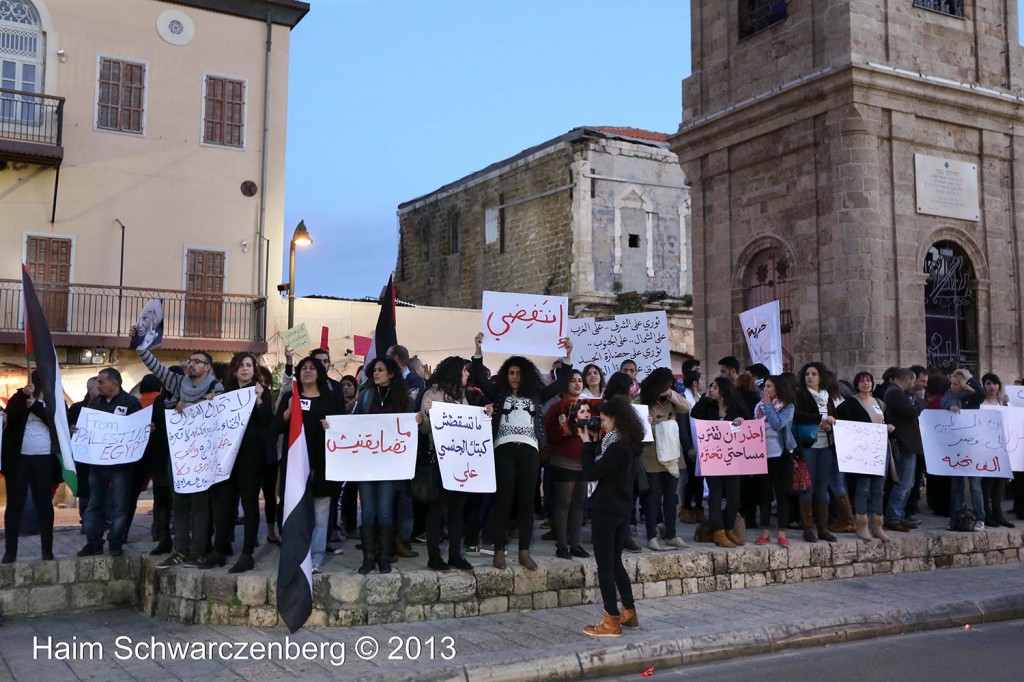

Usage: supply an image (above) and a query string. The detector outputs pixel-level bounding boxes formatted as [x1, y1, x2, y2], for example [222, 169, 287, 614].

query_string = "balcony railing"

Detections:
[0, 88, 64, 147]
[0, 280, 266, 344]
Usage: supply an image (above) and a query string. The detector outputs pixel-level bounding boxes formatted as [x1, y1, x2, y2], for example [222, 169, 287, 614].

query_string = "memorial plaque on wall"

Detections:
[915, 154, 979, 222]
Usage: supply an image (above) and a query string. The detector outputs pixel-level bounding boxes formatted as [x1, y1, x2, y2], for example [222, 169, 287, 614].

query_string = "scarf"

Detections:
[808, 386, 830, 411]
[755, 397, 785, 420]
[599, 428, 621, 459]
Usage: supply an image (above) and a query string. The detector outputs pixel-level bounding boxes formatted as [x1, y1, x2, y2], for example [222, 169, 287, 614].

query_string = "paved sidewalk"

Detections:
[1, 563, 1022, 682]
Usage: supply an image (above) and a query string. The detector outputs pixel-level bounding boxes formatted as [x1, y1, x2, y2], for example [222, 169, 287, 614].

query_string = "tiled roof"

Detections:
[590, 127, 670, 143]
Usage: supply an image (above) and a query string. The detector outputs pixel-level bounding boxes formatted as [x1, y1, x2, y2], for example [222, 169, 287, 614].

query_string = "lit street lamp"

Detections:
[287, 220, 313, 329]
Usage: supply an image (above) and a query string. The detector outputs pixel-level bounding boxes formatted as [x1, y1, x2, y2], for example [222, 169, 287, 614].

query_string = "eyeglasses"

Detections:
[186, 359, 209, 366]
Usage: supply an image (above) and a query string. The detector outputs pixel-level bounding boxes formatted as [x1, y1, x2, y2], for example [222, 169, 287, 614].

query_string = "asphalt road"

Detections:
[600, 619, 1024, 681]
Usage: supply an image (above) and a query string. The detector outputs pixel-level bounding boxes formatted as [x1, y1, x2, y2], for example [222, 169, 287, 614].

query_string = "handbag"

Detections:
[791, 454, 812, 493]
[410, 450, 442, 503]
[634, 464, 650, 495]
[952, 504, 977, 532]
[793, 422, 819, 446]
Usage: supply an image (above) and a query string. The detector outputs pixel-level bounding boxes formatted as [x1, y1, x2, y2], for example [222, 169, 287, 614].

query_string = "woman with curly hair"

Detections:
[793, 362, 845, 542]
[638, 367, 690, 550]
[580, 364, 606, 399]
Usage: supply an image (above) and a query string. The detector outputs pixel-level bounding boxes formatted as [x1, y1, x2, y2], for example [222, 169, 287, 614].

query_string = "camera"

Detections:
[572, 416, 602, 430]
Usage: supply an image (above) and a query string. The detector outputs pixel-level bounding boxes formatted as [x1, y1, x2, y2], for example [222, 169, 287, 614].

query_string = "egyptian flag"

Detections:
[21, 264, 77, 495]
[276, 378, 314, 632]
[365, 274, 397, 367]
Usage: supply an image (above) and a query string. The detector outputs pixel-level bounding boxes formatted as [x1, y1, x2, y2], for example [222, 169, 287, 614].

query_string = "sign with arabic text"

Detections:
[569, 311, 670, 381]
[833, 420, 888, 476]
[919, 409, 1009, 478]
[428, 402, 496, 492]
[693, 418, 767, 476]
[281, 322, 310, 351]
[737, 301, 783, 374]
[979, 405, 1024, 472]
[481, 291, 567, 357]
[323, 413, 418, 482]
[72, 405, 153, 466]
[166, 387, 257, 493]
[1006, 385, 1024, 408]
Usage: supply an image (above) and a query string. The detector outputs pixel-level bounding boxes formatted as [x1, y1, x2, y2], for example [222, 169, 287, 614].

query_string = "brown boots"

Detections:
[814, 503, 837, 542]
[800, 501, 817, 542]
[869, 515, 891, 542]
[583, 612, 622, 637]
[493, 549, 506, 569]
[518, 550, 538, 571]
[725, 529, 746, 546]
[620, 607, 639, 628]
[855, 514, 872, 542]
[712, 529, 737, 548]
[828, 495, 856, 533]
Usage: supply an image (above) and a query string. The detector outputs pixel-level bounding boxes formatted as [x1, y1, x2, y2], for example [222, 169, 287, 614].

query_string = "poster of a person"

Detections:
[130, 299, 164, 351]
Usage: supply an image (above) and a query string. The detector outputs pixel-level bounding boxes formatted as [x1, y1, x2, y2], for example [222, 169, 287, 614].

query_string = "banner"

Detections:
[979, 405, 1024, 472]
[569, 311, 670, 380]
[833, 420, 888, 476]
[324, 413, 418, 482]
[919, 409, 1009, 477]
[165, 387, 257, 493]
[481, 291, 567, 357]
[428, 402, 496, 492]
[737, 301, 783, 374]
[72, 405, 153, 465]
[693, 418, 768, 476]
[1006, 385, 1024, 408]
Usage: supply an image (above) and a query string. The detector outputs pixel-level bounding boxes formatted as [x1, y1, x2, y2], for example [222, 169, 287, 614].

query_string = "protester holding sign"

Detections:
[793, 362, 846, 543]
[835, 372, 894, 543]
[544, 380, 593, 560]
[471, 331, 573, 571]
[679, 370, 706, 525]
[638, 367, 689, 551]
[753, 375, 797, 547]
[139, 374, 174, 556]
[351, 356, 411, 575]
[278, 356, 344, 574]
[980, 373, 1015, 528]
[942, 369, 986, 532]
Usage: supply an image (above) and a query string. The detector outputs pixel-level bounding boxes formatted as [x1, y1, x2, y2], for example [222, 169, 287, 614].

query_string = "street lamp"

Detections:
[287, 220, 313, 329]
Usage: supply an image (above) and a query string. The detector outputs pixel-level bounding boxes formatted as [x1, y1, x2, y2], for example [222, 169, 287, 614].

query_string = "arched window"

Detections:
[924, 241, 978, 373]
[743, 248, 793, 369]
[0, 0, 43, 122]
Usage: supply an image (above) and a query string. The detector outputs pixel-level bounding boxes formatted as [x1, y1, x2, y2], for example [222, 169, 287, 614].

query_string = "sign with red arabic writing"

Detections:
[323, 413, 418, 482]
[429, 402, 496, 493]
[693, 418, 768, 476]
[920, 409, 1010, 477]
[979, 405, 1024, 472]
[481, 291, 567, 357]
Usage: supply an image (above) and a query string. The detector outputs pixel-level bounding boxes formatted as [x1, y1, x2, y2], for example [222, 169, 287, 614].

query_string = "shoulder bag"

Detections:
[411, 446, 442, 503]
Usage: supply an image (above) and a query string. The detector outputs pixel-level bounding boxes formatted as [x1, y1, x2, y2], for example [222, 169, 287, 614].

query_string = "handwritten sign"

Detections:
[632, 404, 655, 442]
[919, 409, 1009, 478]
[569, 311, 670, 381]
[693, 418, 767, 476]
[480, 291, 567, 357]
[72, 406, 153, 466]
[833, 420, 888, 476]
[165, 387, 257, 493]
[281, 323, 310, 351]
[737, 301, 783, 374]
[979, 405, 1024, 472]
[428, 402, 496, 493]
[324, 413, 418, 482]
[1006, 386, 1024, 408]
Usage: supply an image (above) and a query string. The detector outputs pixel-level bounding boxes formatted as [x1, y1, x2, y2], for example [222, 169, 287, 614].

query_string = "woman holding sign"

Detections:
[793, 362, 844, 543]
[472, 332, 573, 571]
[638, 367, 690, 551]
[942, 369, 986, 532]
[752, 376, 797, 547]
[980, 373, 1015, 528]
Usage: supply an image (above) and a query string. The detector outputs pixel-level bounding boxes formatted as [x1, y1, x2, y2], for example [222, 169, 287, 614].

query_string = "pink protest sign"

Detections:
[693, 418, 768, 476]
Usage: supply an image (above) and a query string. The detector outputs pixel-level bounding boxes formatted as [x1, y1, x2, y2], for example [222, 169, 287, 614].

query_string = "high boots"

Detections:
[357, 526, 376, 575]
[619, 607, 639, 628]
[583, 611, 622, 638]
[814, 503, 837, 542]
[828, 494, 856, 533]
[800, 501, 817, 543]
[724, 529, 746, 546]
[869, 515, 891, 543]
[712, 529, 737, 548]
[377, 525, 394, 574]
[854, 514, 872, 542]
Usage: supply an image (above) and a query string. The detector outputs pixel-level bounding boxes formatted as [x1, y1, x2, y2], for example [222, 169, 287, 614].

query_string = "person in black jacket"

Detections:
[2, 372, 60, 563]
[580, 396, 644, 638]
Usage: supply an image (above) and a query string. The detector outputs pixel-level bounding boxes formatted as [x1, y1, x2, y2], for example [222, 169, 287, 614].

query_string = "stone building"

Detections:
[672, 0, 1024, 379]
[396, 126, 694, 359]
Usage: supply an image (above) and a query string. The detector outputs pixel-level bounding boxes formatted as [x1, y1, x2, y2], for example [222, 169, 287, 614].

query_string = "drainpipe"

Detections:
[256, 13, 273, 298]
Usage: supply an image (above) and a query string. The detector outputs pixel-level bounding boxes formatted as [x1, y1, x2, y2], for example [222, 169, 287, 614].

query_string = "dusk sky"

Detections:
[282, 0, 691, 298]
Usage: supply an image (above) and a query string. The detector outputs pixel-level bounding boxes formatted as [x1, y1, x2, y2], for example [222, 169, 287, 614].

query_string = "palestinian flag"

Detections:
[365, 274, 397, 368]
[21, 264, 77, 495]
[276, 378, 314, 632]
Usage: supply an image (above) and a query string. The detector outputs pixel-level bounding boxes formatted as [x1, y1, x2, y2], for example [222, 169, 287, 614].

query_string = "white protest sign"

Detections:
[323, 413, 418, 482]
[569, 311, 670, 380]
[481, 291, 568, 357]
[72, 405, 153, 466]
[633, 404, 655, 442]
[919, 409, 1009, 478]
[979, 405, 1024, 472]
[428, 402, 496, 493]
[166, 387, 257, 493]
[1006, 385, 1024, 407]
[281, 323, 311, 351]
[833, 420, 888, 476]
[738, 300, 783, 374]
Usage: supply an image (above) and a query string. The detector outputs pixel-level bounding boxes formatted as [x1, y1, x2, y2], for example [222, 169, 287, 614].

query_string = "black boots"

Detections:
[377, 525, 394, 574]
[357, 526, 376, 575]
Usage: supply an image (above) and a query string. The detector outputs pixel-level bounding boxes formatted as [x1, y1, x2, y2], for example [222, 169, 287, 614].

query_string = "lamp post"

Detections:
[287, 220, 312, 329]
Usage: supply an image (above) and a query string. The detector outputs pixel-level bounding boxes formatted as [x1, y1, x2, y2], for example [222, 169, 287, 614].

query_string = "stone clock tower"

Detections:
[671, 0, 1024, 379]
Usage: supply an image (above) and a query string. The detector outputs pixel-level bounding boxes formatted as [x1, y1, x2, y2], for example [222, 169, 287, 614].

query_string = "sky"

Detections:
[282, 0, 692, 298]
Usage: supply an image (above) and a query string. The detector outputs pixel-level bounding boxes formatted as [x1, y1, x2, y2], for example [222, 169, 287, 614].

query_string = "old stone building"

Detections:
[396, 126, 694, 357]
[672, 0, 1024, 379]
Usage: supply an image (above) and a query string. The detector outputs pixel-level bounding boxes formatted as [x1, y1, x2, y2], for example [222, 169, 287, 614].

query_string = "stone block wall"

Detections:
[0, 555, 141, 619]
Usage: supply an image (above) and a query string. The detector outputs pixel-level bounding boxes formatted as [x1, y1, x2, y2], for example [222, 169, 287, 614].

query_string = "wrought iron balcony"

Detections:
[0, 280, 267, 352]
[0, 87, 64, 166]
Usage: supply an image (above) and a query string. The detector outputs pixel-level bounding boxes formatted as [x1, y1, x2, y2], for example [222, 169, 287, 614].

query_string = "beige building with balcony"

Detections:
[0, 0, 308, 397]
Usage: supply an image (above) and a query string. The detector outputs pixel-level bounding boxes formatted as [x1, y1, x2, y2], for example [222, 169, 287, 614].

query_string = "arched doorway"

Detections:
[0, 0, 43, 122]
[924, 241, 978, 373]
[743, 247, 794, 370]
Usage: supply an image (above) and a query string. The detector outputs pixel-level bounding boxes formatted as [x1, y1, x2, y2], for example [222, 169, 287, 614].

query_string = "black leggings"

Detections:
[757, 455, 792, 532]
[152, 484, 172, 543]
[212, 448, 264, 556]
[982, 478, 1008, 520]
[489, 443, 539, 552]
[551, 473, 587, 550]
[262, 460, 279, 530]
[426, 489, 467, 560]
[3, 456, 55, 557]
[682, 454, 704, 510]
[591, 510, 635, 617]
[707, 475, 740, 531]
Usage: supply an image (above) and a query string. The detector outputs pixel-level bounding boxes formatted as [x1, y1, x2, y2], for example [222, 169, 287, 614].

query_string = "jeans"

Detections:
[706, 475, 740, 531]
[885, 452, 917, 524]
[949, 477, 985, 525]
[591, 510, 635, 617]
[312, 496, 330, 566]
[359, 481, 395, 527]
[84, 464, 133, 550]
[799, 446, 835, 504]
[644, 471, 679, 540]
[490, 442, 540, 551]
[854, 475, 885, 515]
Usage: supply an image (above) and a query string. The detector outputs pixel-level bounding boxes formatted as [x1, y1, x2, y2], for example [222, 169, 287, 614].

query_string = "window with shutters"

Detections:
[184, 249, 225, 337]
[96, 56, 146, 134]
[203, 74, 246, 148]
[25, 235, 71, 332]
